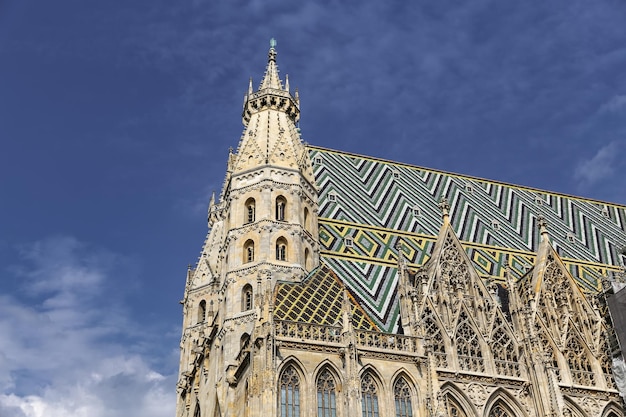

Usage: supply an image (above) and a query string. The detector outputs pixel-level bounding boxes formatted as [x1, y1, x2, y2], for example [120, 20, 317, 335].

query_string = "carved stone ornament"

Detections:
[466, 382, 488, 407]
[577, 396, 602, 417]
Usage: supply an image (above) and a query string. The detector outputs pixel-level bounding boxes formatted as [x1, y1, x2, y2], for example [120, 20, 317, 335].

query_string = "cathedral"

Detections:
[175, 41, 626, 417]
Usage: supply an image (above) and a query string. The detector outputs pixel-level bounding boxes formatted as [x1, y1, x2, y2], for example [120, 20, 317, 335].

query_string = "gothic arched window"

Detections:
[446, 396, 468, 417]
[394, 377, 413, 417]
[423, 309, 447, 367]
[456, 313, 484, 372]
[487, 401, 513, 417]
[279, 365, 300, 417]
[276, 196, 287, 221]
[242, 284, 253, 311]
[304, 248, 310, 271]
[244, 240, 255, 263]
[245, 198, 256, 224]
[197, 300, 206, 324]
[491, 321, 519, 376]
[361, 372, 379, 417]
[564, 331, 595, 386]
[304, 207, 310, 231]
[317, 369, 337, 417]
[276, 237, 287, 261]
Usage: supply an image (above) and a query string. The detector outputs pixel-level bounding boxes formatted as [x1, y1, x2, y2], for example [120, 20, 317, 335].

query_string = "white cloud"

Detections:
[574, 141, 623, 186]
[0, 237, 177, 417]
[599, 95, 626, 114]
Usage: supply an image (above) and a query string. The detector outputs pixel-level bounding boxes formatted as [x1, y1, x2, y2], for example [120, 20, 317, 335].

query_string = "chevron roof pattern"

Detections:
[308, 146, 626, 332]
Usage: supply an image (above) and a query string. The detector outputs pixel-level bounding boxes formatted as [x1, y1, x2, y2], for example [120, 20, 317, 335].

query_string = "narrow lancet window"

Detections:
[280, 365, 301, 417]
[317, 369, 337, 417]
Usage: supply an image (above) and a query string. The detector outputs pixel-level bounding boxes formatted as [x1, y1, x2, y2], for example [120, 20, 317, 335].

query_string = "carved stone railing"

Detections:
[494, 359, 522, 377]
[275, 320, 342, 344]
[571, 369, 596, 386]
[274, 321, 420, 354]
[434, 352, 448, 368]
[354, 329, 419, 353]
[458, 355, 485, 373]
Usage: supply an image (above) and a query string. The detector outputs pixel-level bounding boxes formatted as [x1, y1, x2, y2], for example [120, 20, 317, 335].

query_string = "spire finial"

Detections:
[537, 216, 549, 240]
[268, 38, 277, 63]
[438, 198, 451, 223]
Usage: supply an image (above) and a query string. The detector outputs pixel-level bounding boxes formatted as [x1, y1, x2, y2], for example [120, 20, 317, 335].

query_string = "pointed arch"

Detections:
[304, 248, 311, 271]
[422, 306, 448, 367]
[484, 388, 528, 417]
[490, 314, 520, 377]
[242, 284, 253, 311]
[564, 328, 595, 386]
[245, 197, 256, 224]
[535, 322, 561, 381]
[562, 396, 588, 417]
[440, 383, 476, 417]
[360, 369, 382, 417]
[304, 207, 310, 231]
[276, 236, 288, 261]
[276, 195, 287, 221]
[244, 239, 255, 263]
[278, 362, 302, 417]
[194, 401, 201, 417]
[601, 402, 623, 417]
[316, 366, 338, 417]
[392, 374, 415, 417]
[455, 310, 485, 372]
[198, 300, 206, 324]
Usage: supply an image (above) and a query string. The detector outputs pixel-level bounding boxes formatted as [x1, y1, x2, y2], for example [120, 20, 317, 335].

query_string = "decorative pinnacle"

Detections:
[438, 198, 451, 222]
[537, 216, 549, 239]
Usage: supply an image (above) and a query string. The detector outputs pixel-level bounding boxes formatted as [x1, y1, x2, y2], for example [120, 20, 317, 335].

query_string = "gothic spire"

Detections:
[259, 38, 283, 91]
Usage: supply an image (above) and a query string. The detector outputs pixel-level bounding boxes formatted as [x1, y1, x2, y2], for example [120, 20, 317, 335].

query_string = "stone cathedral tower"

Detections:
[176, 40, 319, 417]
[176, 42, 626, 417]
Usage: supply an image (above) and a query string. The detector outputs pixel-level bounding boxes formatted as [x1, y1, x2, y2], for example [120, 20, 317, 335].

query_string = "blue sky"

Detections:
[1, 1, 626, 415]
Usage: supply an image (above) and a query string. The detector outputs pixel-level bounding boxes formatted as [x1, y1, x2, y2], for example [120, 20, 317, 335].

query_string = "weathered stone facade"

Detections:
[175, 42, 625, 417]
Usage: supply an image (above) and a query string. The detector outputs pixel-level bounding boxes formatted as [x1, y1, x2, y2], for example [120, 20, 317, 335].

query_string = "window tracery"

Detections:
[537, 329, 560, 380]
[317, 369, 337, 417]
[394, 377, 413, 417]
[455, 313, 484, 372]
[491, 320, 519, 376]
[424, 311, 447, 367]
[445, 396, 468, 417]
[361, 372, 379, 417]
[488, 402, 513, 417]
[280, 365, 300, 417]
[564, 332, 595, 386]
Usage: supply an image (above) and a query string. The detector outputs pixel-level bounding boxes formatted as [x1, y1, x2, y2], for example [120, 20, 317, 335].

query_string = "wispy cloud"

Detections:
[0, 237, 176, 417]
[574, 141, 624, 187]
[599, 95, 626, 114]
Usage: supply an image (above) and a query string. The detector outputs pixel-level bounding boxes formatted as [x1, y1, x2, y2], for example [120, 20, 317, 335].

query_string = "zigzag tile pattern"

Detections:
[309, 147, 626, 332]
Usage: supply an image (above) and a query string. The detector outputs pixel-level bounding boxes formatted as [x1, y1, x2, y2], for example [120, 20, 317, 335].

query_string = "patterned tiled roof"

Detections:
[274, 263, 378, 331]
[309, 146, 626, 332]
